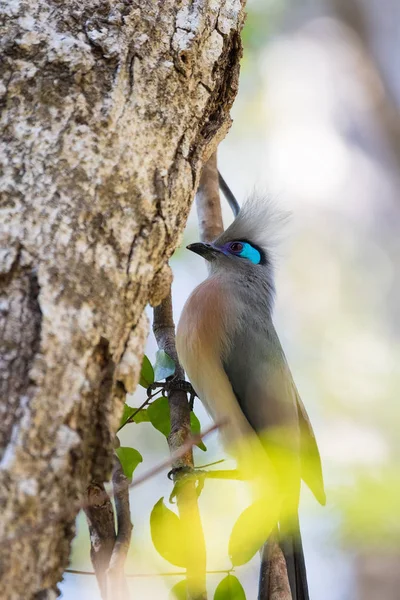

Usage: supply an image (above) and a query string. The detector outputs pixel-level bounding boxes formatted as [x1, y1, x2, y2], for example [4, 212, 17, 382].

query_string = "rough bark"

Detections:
[0, 1, 245, 598]
[259, 537, 291, 600]
[83, 482, 116, 599]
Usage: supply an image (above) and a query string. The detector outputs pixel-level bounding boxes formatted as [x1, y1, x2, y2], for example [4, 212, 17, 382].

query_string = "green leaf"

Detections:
[153, 350, 176, 381]
[150, 497, 187, 567]
[118, 404, 151, 430]
[214, 575, 246, 600]
[148, 396, 171, 437]
[139, 355, 154, 388]
[131, 407, 150, 423]
[229, 499, 279, 566]
[119, 403, 136, 429]
[169, 580, 187, 600]
[190, 412, 207, 451]
[115, 447, 143, 479]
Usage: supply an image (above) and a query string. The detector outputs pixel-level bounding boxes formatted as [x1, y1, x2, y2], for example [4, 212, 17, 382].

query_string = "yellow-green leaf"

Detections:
[115, 447, 143, 479]
[150, 498, 187, 567]
[214, 575, 246, 600]
[229, 499, 278, 566]
[139, 355, 154, 388]
[148, 396, 171, 437]
[169, 580, 187, 600]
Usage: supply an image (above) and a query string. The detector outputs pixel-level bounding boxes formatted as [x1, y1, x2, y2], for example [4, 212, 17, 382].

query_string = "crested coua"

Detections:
[176, 198, 325, 600]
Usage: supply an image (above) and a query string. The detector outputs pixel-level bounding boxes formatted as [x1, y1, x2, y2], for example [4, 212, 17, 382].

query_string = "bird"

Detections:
[176, 197, 325, 600]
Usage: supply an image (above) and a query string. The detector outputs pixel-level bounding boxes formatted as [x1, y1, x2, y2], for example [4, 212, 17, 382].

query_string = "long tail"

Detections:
[280, 515, 309, 600]
[259, 517, 309, 600]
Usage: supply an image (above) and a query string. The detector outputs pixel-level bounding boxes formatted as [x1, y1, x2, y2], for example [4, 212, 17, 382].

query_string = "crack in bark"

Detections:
[0, 249, 42, 455]
[83, 337, 115, 480]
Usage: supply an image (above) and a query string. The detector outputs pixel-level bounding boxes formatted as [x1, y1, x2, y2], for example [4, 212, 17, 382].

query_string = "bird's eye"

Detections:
[229, 242, 244, 253]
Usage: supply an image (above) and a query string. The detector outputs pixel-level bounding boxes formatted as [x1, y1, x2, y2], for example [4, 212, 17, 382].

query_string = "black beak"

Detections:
[186, 242, 219, 261]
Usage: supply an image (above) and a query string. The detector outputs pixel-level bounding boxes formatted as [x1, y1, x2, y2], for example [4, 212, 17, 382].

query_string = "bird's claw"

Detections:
[167, 465, 194, 481]
[168, 467, 207, 502]
[147, 379, 197, 407]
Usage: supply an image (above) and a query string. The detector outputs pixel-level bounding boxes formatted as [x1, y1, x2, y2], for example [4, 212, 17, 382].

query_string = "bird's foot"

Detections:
[147, 379, 197, 409]
[168, 466, 206, 502]
[167, 465, 194, 481]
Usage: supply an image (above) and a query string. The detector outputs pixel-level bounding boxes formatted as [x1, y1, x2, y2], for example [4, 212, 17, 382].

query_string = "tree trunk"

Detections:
[0, 1, 245, 598]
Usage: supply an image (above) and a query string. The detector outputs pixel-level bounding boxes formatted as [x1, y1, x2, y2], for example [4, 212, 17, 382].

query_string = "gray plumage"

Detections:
[176, 196, 325, 600]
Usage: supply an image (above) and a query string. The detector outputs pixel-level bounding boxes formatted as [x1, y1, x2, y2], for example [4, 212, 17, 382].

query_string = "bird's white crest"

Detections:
[215, 193, 289, 254]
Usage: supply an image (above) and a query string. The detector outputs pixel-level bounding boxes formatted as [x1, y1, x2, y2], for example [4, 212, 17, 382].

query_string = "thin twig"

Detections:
[65, 569, 232, 578]
[198, 469, 243, 480]
[218, 171, 240, 216]
[195, 459, 226, 469]
[118, 389, 161, 431]
[126, 422, 222, 490]
[153, 295, 208, 600]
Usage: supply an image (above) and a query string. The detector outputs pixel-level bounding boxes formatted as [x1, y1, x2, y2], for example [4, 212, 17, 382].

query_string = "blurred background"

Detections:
[61, 0, 400, 598]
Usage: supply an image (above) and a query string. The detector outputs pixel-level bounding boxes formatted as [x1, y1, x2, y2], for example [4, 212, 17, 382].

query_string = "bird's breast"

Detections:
[176, 276, 260, 448]
[176, 276, 233, 365]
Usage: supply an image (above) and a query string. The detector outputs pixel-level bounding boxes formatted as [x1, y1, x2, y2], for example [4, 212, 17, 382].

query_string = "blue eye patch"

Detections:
[239, 242, 261, 264]
[226, 241, 261, 264]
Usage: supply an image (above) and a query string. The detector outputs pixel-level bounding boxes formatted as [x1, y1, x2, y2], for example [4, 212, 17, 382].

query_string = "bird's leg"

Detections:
[167, 378, 198, 399]
[169, 377, 197, 411]
[168, 467, 207, 503]
[167, 465, 194, 480]
[147, 378, 197, 407]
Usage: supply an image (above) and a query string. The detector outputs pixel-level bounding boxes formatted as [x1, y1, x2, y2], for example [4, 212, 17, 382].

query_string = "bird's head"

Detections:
[187, 239, 265, 266]
[187, 196, 285, 278]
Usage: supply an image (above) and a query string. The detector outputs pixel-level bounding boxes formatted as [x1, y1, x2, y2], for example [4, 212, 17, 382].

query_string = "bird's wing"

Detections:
[223, 323, 300, 440]
[223, 337, 301, 503]
[223, 321, 325, 505]
[295, 392, 326, 506]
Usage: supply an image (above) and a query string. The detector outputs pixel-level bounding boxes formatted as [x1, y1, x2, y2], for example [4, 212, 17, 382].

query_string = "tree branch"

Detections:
[84, 484, 116, 600]
[83, 445, 132, 599]
[259, 534, 291, 600]
[153, 296, 208, 600]
[105, 455, 133, 600]
[196, 152, 225, 243]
